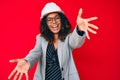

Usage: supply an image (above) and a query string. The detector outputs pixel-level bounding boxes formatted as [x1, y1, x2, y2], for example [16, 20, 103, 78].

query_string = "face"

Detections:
[46, 12, 61, 34]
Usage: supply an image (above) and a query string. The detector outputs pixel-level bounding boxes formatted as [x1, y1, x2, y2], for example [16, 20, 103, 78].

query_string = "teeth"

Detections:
[52, 25, 58, 30]
[53, 25, 57, 28]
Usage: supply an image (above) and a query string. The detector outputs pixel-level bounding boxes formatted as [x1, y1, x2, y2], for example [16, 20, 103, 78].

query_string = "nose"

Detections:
[52, 18, 56, 23]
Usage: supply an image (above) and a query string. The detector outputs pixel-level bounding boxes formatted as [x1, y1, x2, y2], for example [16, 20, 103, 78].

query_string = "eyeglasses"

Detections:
[46, 15, 61, 23]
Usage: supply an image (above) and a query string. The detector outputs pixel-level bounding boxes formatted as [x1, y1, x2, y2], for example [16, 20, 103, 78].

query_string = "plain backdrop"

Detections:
[0, 0, 120, 80]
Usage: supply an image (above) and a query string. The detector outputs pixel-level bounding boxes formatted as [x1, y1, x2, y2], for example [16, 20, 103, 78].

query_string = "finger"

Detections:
[8, 69, 17, 79]
[9, 59, 18, 63]
[14, 71, 19, 80]
[85, 31, 90, 39]
[88, 27, 97, 34]
[25, 73, 29, 80]
[86, 17, 98, 22]
[78, 8, 83, 18]
[88, 23, 99, 30]
[18, 73, 23, 80]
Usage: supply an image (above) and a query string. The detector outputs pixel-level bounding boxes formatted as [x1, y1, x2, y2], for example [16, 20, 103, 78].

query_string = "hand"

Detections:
[76, 8, 99, 39]
[8, 59, 30, 80]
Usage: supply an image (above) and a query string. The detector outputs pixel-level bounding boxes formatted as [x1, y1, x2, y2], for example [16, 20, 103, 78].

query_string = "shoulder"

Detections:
[36, 34, 46, 41]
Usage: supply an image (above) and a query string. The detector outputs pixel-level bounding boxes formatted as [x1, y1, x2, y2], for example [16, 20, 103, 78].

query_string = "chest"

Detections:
[41, 40, 70, 67]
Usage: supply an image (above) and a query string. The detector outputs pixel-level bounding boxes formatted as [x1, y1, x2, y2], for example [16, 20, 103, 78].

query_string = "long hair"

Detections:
[40, 12, 72, 43]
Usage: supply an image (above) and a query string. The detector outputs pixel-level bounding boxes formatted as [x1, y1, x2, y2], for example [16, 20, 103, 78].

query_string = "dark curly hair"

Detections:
[40, 12, 72, 43]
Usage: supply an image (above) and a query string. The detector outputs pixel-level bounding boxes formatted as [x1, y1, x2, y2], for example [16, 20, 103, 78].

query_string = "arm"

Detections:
[24, 34, 42, 68]
[8, 34, 42, 80]
[68, 26, 86, 49]
[69, 8, 99, 49]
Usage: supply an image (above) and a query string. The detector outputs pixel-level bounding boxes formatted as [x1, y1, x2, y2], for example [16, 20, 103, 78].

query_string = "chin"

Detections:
[52, 32, 59, 34]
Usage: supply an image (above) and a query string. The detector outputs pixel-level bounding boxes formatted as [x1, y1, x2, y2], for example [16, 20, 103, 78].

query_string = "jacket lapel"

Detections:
[41, 39, 48, 79]
[58, 40, 64, 68]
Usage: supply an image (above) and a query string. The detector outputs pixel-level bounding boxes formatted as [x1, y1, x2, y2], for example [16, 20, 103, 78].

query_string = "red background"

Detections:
[0, 0, 120, 80]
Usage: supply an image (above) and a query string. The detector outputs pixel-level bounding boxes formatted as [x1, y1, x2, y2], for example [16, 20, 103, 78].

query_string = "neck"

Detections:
[54, 34, 58, 41]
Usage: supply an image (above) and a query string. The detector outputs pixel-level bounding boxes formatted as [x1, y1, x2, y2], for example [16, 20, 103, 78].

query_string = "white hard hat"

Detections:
[41, 2, 63, 19]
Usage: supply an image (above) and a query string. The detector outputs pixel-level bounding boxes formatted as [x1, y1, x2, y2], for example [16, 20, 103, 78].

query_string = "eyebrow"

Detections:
[47, 14, 59, 19]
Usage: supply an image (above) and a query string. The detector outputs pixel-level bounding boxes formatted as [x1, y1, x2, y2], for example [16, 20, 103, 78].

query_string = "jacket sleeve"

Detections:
[24, 34, 42, 69]
[68, 27, 86, 49]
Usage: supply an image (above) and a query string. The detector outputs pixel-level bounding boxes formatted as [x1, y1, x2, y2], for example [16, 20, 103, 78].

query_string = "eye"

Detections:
[55, 16, 60, 19]
[55, 16, 60, 21]
[47, 18, 52, 22]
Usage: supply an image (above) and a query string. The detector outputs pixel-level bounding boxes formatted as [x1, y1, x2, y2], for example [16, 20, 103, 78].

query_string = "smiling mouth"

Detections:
[52, 25, 59, 30]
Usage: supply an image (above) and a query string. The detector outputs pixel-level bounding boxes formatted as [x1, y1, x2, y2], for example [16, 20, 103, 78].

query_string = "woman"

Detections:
[8, 2, 98, 80]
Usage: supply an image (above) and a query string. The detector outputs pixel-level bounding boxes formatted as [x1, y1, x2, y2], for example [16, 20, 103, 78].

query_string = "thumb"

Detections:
[9, 59, 19, 63]
[78, 8, 83, 18]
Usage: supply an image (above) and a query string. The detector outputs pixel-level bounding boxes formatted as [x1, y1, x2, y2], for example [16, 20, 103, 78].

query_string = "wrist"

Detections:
[76, 26, 85, 36]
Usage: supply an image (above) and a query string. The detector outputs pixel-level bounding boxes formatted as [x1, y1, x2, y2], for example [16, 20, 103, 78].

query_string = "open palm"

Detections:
[8, 59, 30, 80]
[77, 8, 99, 39]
